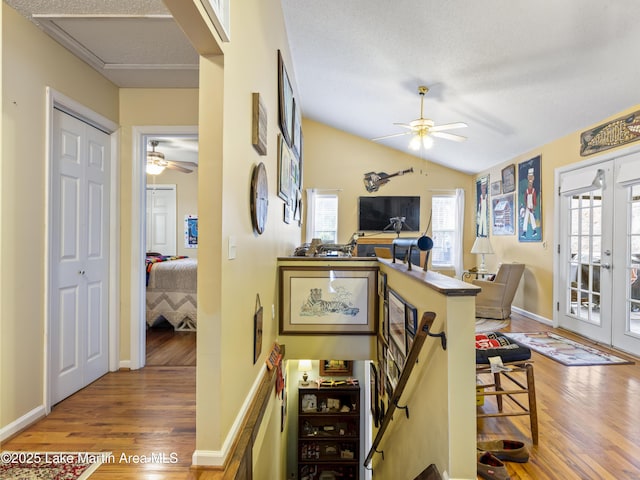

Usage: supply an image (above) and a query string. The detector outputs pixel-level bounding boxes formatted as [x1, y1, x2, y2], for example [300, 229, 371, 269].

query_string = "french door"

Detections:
[557, 151, 640, 356]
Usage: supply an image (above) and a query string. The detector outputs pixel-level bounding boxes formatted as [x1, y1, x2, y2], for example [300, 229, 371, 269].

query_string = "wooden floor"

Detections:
[477, 314, 640, 480]
[3, 314, 640, 479]
[146, 325, 196, 366]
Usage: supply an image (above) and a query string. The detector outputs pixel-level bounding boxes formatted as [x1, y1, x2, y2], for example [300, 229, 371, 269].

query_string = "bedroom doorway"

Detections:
[139, 130, 199, 367]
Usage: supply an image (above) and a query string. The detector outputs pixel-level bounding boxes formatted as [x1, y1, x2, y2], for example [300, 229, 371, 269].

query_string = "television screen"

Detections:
[358, 196, 420, 232]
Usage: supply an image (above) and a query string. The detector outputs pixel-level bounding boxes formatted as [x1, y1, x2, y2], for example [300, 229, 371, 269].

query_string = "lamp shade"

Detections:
[470, 236, 494, 255]
[298, 359, 312, 372]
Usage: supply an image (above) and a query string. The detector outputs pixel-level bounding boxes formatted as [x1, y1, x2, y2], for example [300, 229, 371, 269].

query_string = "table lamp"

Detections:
[298, 359, 312, 385]
[471, 237, 494, 273]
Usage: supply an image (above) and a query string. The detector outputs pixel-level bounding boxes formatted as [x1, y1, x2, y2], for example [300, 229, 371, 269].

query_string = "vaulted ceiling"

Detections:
[6, 0, 640, 173]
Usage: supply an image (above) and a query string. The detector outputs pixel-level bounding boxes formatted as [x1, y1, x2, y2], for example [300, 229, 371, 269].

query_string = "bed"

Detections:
[146, 255, 197, 331]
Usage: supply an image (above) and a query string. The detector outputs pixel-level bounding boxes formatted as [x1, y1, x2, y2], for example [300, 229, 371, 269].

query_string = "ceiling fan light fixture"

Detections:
[146, 163, 166, 175]
[408, 135, 422, 151]
[422, 134, 434, 150]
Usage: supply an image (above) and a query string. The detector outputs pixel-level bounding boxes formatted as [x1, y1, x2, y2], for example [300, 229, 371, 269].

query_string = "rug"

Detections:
[0, 452, 108, 480]
[504, 331, 635, 366]
[475, 318, 509, 333]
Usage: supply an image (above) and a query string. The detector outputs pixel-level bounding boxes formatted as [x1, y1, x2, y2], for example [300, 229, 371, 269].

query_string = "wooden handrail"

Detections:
[364, 312, 439, 468]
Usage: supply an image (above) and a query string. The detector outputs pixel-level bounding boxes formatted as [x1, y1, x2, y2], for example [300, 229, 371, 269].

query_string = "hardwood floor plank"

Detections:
[478, 313, 640, 479]
[1, 367, 195, 480]
[4, 313, 640, 479]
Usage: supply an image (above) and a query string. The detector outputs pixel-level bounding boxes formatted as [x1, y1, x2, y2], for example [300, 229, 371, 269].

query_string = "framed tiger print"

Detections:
[278, 266, 378, 334]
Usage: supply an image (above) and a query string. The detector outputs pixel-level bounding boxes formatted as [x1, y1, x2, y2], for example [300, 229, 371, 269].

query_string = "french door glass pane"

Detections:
[567, 190, 601, 324]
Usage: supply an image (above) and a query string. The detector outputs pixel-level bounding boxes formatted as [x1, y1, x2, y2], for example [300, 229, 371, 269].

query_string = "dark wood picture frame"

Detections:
[320, 360, 353, 376]
[277, 50, 294, 147]
[253, 294, 263, 364]
[370, 362, 379, 427]
[277, 134, 291, 202]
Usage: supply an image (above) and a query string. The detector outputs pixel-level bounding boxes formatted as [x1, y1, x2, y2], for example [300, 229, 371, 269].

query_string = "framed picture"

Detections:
[292, 98, 302, 159]
[378, 271, 387, 299]
[490, 180, 501, 196]
[278, 134, 292, 202]
[518, 155, 542, 242]
[492, 194, 515, 236]
[320, 360, 353, 376]
[184, 215, 198, 248]
[277, 50, 294, 147]
[253, 295, 263, 364]
[370, 362, 379, 427]
[405, 302, 417, 335]
[279, 266, 378, 334]
[388, 289, 406, 357]
[581, 109, 640, 156]
[252, 92, 267, 155]
[502, 164, 516, 193]
[476, 175, 490, 237]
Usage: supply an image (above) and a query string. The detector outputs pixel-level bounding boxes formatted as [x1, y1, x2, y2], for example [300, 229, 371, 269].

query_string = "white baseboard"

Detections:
[119, 360, 132, 370]
[192, 368, 266, 467]
[512, 306, 553, 326]
[0, 405, 46, 442]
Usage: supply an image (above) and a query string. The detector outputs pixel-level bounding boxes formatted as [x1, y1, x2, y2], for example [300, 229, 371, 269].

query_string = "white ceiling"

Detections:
[6, 0, 640, 173]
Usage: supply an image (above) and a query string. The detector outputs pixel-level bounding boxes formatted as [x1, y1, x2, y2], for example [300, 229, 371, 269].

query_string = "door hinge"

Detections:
[557, 301, 560, 311]
[557, 244, 560, 254]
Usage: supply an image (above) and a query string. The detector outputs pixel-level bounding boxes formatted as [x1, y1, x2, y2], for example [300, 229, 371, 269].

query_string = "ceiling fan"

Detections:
[372, 86, 468, 150]
[146, 140, 198, 175]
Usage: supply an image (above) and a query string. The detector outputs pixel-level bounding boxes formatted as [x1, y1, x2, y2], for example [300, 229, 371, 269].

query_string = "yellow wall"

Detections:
[118, 88, 199, 360]
[188, 0, 303, 458]
[1, 3, 119, 429]
[302, 119, 478, 273]
[474, 104, 640, 320]
[146, 168, 199, 259]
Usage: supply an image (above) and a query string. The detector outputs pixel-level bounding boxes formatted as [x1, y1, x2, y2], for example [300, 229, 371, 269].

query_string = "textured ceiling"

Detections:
[281, 0, 640, 173]
[6, 0, 640, 173]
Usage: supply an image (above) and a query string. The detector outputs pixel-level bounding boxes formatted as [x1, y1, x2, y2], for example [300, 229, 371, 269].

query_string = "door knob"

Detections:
[601, 263, 611, 270]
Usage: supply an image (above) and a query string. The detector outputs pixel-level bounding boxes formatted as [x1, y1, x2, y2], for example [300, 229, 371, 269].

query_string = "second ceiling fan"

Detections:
[147, 140, 198, 174]
[372, 86, 467, 150]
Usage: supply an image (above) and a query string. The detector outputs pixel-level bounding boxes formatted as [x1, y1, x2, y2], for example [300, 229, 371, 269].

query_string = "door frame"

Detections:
[130, 126, 198, 370]
[45, 87, 120, 413]
[554, 143, 640, 330]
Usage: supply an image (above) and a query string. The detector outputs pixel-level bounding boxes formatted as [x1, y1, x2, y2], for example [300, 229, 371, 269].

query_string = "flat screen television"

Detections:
[358, 196, 420, 232]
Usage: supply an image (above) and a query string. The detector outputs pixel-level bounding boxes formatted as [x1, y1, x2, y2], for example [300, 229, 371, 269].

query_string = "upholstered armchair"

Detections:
[472, 263, 525, 319]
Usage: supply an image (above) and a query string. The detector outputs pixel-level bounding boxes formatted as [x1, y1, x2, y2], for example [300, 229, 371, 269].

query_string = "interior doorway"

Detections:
[130, 126, 198, 369]
[143, 132, 199, 366]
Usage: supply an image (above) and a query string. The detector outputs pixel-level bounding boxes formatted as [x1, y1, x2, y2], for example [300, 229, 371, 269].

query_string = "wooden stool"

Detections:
[476, 332, 539, 444]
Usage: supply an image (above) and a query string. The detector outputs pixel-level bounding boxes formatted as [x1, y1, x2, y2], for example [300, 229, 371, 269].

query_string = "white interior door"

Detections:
[146, 184, 177, 255]
[557, 162, 614, 343]
[50, 108, 110, 404]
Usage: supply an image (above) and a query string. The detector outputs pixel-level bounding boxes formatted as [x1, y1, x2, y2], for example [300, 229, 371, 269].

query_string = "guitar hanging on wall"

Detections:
[363, 167, 414, 193]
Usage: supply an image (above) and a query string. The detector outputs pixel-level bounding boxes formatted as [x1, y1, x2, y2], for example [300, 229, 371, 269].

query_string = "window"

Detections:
[431, 195, 458, 268]
[311, 193, 338, 243]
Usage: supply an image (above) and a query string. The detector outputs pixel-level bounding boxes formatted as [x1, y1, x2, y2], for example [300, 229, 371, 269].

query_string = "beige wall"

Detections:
[184, 0, 303, 459]
[1, 3, 119, 429]
[474, 104, 640, 320]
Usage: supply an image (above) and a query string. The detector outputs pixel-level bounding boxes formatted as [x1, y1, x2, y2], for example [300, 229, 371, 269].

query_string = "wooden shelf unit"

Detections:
[298, 385, 360, 480]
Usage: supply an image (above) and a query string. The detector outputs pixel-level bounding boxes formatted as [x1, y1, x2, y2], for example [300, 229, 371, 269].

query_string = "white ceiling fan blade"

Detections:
[431, 131, 467, 142]
[430, 122, 468, 132]
[392, 122, 416, 130]
[371, 131, 413, 141]
[168, 160, 198, 168]
[165, 163, 193, 173]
